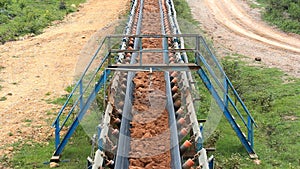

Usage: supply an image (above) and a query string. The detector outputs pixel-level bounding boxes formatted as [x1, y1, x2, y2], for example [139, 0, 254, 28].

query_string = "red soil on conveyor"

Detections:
[128, 0, 173, 168]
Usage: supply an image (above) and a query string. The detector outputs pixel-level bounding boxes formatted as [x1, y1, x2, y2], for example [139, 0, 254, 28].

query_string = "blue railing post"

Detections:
[163, 36, 169, 64]
[97, 126, 102, 151]
[196, 36, 200, 52]
[248, 116, 254, 148]
[140, 37, 143, 66]
[55, 120, 60, 149]
[224, 78, 228, 107]
[80, 80, 84, 111]
[208, 156, 214, 169]
[108, 36, 112, 65]
[136, 36, 142, 66]
[108, 36, 111, 53]
[103, 70, 107, 96]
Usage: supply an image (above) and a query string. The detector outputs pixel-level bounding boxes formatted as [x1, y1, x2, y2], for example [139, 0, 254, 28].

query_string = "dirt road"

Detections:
[0, 0, 129, 164]
[188, 0, 300, 77]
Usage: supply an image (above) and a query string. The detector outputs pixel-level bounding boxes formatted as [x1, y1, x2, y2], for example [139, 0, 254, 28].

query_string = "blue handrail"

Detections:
[51, 37, 112, 152]
[197, 36, 257, 127]
[57, 53, 110, 133]
[52, 37, 107, 126]
[194, 35, 257, 155]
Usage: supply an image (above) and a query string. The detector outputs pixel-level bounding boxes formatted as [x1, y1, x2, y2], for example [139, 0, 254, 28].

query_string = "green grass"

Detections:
[0, 0, 86, 44]
[65, 85, 74, 93]
[0, 96, 7, 101]
[8, 132, 13, 137]
[0, 65, 5, 71]
[249, 0, 267, 9]
[46, 95, 69, 105]
[0, 65, 4, 91]
[173, 0, 198, 25]
[24, 119, 32, 123]
[5, 82, 103, 168]
[210, 57, 300, 169]
[2, 126, 91, 169]
[252, 0, 300, 34]
[46, 84, 75, 105]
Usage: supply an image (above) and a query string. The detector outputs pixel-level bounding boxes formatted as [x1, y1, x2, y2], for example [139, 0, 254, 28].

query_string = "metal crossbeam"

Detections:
[108, 63, 199, 71]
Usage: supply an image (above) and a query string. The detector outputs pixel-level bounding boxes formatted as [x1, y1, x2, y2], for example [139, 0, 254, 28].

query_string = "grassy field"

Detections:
[0, 0, 86, 44]
[214, 56, 300, 168]
[1, 0, 299, 169]
[1, 126, 91, 169]
[251, 0, 300, 34]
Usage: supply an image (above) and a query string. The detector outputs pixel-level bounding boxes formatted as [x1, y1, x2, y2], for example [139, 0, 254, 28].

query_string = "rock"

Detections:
[71, 4, 76, 8]
[50, 162, 59, 168]
[27, 141, 32, 146]
[142, 132, 152, 138]
[7, 147, 14, 151]
[255, 57, 261, 61]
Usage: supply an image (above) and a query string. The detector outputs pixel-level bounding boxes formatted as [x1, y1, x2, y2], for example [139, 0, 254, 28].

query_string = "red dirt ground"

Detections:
[0, 0, 129, 167]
